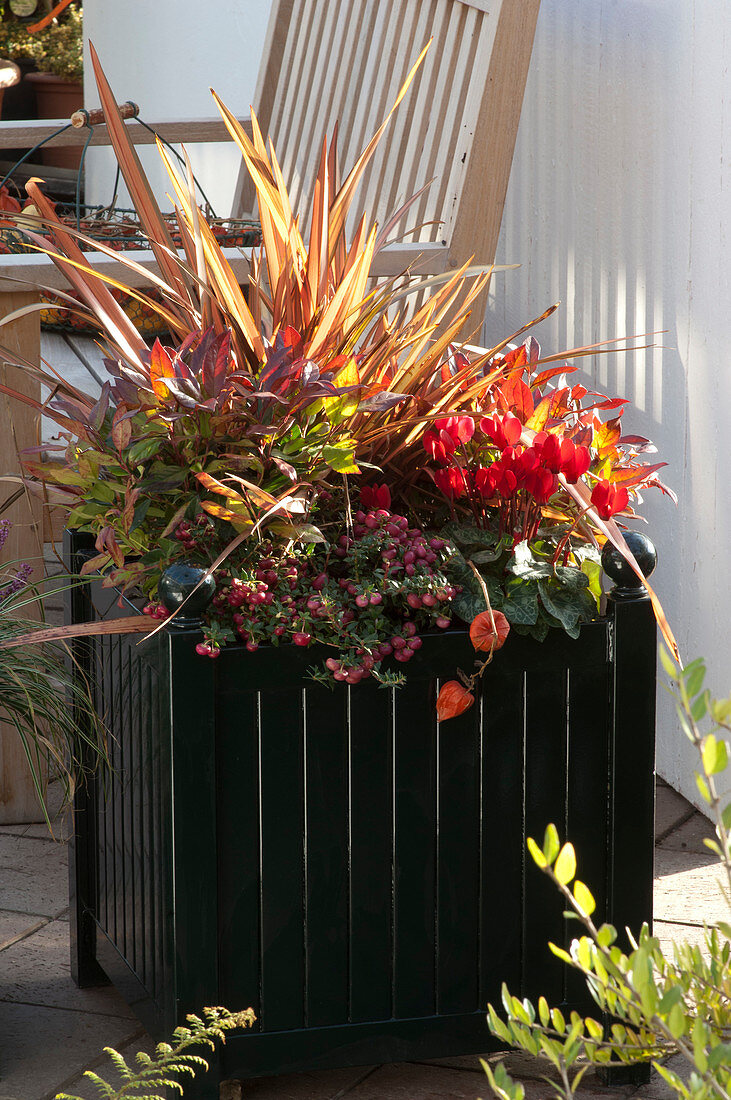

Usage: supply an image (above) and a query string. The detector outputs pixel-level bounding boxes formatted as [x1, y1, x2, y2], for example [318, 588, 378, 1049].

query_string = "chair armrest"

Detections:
[0, 115, 252, 151]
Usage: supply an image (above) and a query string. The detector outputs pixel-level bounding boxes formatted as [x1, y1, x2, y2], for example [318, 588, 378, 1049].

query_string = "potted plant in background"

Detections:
[0, 518, 106, 827]
[0, 46, 676, 1095]
[0, 2, 82, 167]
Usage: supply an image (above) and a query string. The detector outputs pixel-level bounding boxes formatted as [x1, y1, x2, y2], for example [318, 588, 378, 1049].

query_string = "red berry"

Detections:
[313, 573, 328, 591]
[436, 616, 451, 629]
[355, 594, 369, 609]
[369, 593, 382, 605]
[195, 641, 210, 656]
[391, 636, 406, 650]
[293, 632, 312, 647]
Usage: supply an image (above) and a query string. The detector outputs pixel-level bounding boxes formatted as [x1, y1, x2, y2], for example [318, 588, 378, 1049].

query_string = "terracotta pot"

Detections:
[25, 71, 83, 171]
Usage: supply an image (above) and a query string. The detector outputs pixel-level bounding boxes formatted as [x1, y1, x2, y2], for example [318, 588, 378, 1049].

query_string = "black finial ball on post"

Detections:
[601, 531, 657, 601]
[158, 563, 216, 629]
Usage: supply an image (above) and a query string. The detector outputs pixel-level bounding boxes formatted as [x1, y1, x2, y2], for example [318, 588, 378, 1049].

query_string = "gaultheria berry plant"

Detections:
[0, 47, 677, 698]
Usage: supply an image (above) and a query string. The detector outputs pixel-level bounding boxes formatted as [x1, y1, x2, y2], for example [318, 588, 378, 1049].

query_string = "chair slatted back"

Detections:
[233, 0, 540, 275]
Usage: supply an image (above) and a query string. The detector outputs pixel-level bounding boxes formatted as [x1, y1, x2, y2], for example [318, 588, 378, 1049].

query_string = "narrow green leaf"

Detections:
[526, 836, 547, 868]
[543, 823, 560, 864]
[695, 773, 711, 804]
[659, 645, 678, 679]
[667, 1000, 686, 1039]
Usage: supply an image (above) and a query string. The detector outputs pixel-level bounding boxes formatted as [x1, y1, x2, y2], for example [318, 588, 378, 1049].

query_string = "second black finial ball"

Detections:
[601, 531, 657, 589]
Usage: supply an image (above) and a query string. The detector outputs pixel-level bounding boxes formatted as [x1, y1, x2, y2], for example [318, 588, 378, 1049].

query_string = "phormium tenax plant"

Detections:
[0, 44, 678, 718]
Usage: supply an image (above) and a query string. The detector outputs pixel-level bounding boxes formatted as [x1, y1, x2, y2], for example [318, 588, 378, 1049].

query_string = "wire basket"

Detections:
[0, 103, 262, 337]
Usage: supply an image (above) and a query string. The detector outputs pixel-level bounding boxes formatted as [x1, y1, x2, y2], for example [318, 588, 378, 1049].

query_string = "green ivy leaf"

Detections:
[502, 577, 539, 625]
[508, 541, 552, 581]
[538, 578, 595, 638]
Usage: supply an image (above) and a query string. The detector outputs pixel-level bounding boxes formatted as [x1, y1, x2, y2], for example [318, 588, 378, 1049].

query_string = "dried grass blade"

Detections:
[0, 615, 153, 649]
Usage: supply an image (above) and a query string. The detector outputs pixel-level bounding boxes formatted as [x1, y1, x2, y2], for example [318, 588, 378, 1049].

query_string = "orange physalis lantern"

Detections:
[469, 609, 510, 653]
[436, 680, 475, 722]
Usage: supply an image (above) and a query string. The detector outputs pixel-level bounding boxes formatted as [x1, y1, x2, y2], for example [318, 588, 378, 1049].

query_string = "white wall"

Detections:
[489, 0, 731, 810]
[83, 0, 272, 215]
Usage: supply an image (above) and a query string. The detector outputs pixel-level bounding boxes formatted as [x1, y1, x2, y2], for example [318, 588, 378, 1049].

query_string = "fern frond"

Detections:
[52, 1005, 256, 1100]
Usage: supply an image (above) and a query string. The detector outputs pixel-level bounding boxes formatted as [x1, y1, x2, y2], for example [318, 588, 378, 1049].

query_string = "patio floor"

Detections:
[0, 777, 719, 1100]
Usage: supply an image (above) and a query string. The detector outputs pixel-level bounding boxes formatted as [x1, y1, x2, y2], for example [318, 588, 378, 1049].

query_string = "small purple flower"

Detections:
[0, 561, 33, 603]
[0, 519, 11, 554]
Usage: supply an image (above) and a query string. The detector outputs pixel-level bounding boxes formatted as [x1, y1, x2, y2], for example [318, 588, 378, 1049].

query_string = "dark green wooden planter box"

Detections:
[65, 529, 656, 1098]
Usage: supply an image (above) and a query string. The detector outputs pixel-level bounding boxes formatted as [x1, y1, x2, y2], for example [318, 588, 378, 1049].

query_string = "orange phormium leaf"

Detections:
[436, 680, 475, 723]
[469, 610, 510, 653]
[149, 339, 176, 400]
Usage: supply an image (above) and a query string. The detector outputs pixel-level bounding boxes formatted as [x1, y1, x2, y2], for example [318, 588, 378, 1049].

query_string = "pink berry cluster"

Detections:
[178, 492, 459, 684]
[142, 601, 170, 621]
[173, 512, 218, 554]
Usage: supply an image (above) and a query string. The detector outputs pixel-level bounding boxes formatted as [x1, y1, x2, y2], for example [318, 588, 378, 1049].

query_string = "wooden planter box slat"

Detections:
[64, 530, 656, 1098]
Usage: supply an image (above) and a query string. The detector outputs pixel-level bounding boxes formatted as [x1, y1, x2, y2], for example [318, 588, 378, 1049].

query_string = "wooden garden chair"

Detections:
[0, 0, 540, 819]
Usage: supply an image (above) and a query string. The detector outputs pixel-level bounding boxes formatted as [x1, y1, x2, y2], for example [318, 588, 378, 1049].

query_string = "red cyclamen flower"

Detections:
[473, 466, 496, 499]
[434, 415, 475, 446]
[525, 467, 557, 504]
[534, 431, 562, 473]
[434, 466, 470, 500]
[559, 439, 591, 483]
[480, 412, 522, 451]
[423, 428, 456, 465]
[360, 483, 391, 510]
[590, 480, 629, 519]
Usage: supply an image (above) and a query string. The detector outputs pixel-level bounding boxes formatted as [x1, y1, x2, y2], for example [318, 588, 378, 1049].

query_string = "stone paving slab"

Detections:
[1, 918, 135, 1018]
[658, 812, 716, 854]
[654, 848, 728, 925]
[220, 1066, 379, 1100]
[0, 909, 48, 950]
[0, 1002, 140, 1100]
[0, 835, 68, 918]
[654, 783, 694, 841]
